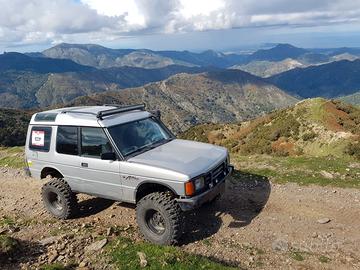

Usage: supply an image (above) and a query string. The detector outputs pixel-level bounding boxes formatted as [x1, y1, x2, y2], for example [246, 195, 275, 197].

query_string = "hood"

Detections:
[128, 139, 227, 179]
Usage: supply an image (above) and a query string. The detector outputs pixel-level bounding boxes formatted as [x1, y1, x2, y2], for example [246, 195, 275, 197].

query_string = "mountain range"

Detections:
[1, 43, 359, 110]
[1, 42, 360, 147]
[31, 43, 359, 71]
[0, 51, 218, 108]
[39, 43, 246, 69]
[67, 70, 297, 133]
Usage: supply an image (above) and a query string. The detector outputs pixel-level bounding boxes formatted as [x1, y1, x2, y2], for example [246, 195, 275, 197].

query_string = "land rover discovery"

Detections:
[24, 104, 233, 245]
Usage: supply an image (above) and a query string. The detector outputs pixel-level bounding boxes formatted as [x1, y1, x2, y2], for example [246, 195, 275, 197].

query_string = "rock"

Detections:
[48, 251, 59, 263]
[345, 256, 354, 262]
[320, 171, 334, 179]
[79, 261, 87, 267]
[57, 255, 65, 261]
[106, 228, 112, 236]
[85, 238, 107, 252]
[137, 252, 147, 268]
[7, 226, 20, 233]
[349, 163, 360, 169]
[317, 218, 331, 224]
[40, 236, 61, 246]
[271, 239, 288, 252]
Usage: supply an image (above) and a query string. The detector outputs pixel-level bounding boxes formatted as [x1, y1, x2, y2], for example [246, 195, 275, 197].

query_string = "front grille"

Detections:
[204, 160, 228, 190]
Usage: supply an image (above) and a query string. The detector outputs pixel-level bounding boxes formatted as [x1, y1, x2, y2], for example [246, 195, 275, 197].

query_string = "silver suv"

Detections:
[25, 104, 233, 245]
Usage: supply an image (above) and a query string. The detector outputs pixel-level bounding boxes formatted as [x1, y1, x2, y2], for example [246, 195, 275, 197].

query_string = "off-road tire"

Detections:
[41, 178, 77, 219]
[136, 192, 184, 245]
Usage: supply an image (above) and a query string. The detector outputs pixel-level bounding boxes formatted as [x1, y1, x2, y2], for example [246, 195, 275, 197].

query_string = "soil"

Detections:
[0, 168, 359, 269]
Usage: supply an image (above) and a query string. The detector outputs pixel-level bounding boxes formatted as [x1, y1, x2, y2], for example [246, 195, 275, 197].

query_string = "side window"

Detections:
[29, 126, 52, 152]
[81, 127, 112, 158]
[56, 126, 78, 155]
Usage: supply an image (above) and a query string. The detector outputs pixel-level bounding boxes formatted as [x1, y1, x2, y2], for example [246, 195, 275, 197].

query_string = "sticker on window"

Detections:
[32, 130, 45, 146]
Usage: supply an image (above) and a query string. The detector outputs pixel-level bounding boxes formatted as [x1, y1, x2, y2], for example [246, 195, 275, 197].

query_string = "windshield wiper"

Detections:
[126, 138, 173, 157]
[125, 145, 152, 157]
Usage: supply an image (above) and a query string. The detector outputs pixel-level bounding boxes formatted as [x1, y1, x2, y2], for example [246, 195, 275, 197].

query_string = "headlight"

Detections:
[194, 177, 205, 191]
[185, 176, 205, 196]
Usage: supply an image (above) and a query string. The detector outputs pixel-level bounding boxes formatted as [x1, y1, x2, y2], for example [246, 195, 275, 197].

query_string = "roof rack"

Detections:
[97, 104, 146, 120]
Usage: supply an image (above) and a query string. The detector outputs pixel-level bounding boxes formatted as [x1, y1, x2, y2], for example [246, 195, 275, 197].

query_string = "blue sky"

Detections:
[0, 0, 360, 52]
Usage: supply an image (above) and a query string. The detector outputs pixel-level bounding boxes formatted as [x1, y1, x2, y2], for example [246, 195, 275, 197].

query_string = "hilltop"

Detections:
[231, 58, 304, 77]
[181, 98, 360, 159]
[69, 70, 297, 133]
[248, 44, 308, 62]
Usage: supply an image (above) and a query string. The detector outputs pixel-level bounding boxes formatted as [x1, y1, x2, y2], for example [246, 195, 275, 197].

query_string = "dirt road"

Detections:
[0, 168, 359, 269]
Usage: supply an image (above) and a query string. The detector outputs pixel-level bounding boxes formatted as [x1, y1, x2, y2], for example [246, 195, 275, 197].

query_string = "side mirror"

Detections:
[152, 110, 161, 119]
[101, 152, 116, 161]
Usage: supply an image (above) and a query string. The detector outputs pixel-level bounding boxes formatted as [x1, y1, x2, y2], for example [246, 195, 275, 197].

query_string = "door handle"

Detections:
[81, 162, 88, 168]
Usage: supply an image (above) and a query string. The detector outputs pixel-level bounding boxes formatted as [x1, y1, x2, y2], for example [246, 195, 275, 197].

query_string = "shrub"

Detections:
[345, 142, 360, 159]
[0, 109, 31, 147]
[0, 235, 18, 255]
[302, 131, 317, 141]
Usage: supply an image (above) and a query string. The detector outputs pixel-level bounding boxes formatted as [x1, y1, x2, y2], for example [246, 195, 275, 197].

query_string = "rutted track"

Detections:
[0, 168, 359, 269]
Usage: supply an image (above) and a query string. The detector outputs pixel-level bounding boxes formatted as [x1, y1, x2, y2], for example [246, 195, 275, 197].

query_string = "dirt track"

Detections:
[0, 168, 359, 269]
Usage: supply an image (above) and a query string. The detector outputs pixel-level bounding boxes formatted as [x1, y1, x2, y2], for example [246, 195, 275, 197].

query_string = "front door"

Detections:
[77, 127, 122, 200]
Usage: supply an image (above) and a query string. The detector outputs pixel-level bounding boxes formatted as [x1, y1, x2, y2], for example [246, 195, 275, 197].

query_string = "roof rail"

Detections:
[61, 111, 97, 116]
[97, 104, 146, 120]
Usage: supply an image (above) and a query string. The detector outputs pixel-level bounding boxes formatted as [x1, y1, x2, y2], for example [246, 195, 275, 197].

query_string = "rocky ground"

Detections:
[0, 167, 359, 269]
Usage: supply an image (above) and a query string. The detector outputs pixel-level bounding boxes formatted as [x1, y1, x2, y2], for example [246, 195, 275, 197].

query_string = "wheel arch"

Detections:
[40, 166, 64, 179]
[135, 181, 178, 202]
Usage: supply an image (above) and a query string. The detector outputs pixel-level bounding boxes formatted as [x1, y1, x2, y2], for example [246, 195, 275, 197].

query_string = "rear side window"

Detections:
[29, 126, 52, 152]
[56, 126, 78, 155]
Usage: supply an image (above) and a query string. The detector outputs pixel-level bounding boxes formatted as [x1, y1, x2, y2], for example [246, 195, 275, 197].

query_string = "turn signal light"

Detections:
[185, 181, 195, 196]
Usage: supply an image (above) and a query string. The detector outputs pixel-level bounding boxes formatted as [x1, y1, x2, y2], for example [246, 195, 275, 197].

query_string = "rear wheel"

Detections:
[136, 192, 184, 245]
[41, 178, 77, 219]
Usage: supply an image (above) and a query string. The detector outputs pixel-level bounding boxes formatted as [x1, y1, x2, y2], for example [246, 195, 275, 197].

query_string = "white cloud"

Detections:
[82, 0, 360, 32]
[0, 0, 360, 49]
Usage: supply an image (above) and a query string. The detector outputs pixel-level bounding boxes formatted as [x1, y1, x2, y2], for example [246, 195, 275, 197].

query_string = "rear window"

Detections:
[29, 126, 52, 152]
[56, 126, 79, 155]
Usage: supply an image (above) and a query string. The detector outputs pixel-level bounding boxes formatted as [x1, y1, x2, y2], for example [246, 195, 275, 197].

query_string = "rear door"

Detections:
[76, 127, 122, 200]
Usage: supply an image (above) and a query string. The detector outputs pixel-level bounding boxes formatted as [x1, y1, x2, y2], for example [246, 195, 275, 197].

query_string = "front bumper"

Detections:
[176, 165, 234, 211]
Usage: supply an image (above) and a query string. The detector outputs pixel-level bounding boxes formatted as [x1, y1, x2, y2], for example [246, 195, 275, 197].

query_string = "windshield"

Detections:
[108, 117, 172, 157]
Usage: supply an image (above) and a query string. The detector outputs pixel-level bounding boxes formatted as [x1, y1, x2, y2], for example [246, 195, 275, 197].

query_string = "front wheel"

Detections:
[136, 192, 184, 245]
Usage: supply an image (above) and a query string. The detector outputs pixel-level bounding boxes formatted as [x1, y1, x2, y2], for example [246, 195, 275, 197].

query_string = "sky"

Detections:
[0, 0, 360, 52]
